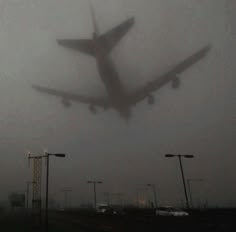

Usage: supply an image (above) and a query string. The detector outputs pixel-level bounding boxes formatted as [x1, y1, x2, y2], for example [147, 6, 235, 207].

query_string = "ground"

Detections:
[0, 208, 235, 231]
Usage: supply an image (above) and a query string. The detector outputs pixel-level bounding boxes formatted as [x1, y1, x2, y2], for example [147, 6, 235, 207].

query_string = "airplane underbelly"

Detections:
[96, 57, 124, 96]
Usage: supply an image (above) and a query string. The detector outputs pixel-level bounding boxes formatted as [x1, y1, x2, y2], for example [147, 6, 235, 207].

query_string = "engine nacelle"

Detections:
[172, 78, 180, 89]
[89, 104, 97, 114]
[147, 95, 155, 105]
[61, 98, 71, 108]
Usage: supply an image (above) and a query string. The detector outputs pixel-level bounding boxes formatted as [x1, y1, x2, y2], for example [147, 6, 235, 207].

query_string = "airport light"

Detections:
[87, 181, 102, 209]
[165, 154, 194, 208]
[147, 184, 158, 208]
[54, 154, 66, 158]
[183, 155, 194, 158]
[45, 152, 66, 230]
[165, 154, 175, 158]
[187, 178, 204, 208]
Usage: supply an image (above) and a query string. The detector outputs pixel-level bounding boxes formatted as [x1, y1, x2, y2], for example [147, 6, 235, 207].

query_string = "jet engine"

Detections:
[61, 98, 71, 108]
[89, 104, 97, 114]
[172, 77, 180, 89]
[147, 94, 155, 105]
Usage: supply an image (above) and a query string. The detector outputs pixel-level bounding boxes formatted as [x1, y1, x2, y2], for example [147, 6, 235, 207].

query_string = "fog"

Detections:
[0, 0, 235, 208]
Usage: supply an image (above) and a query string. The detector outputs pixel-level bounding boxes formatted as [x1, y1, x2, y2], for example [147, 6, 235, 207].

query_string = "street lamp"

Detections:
[165, 154, 194, 208]
[187, 178, 204, 208]
[45, 152, 66, 230]
[147, 184, 158, 208]
[87, 181, 102, 209]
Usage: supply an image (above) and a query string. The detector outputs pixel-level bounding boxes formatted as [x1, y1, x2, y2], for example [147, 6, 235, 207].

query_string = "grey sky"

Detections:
[0, 0, 235, 207]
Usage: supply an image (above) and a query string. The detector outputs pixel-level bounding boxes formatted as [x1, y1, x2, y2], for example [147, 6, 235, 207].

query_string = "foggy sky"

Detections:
[0, 0, 235, 207]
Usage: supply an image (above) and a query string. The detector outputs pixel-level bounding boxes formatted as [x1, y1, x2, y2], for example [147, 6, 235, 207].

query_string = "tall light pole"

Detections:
[26, 181, 35, 211]
[187, 178, 203, 208]
[147, 184, 158, 208]
[87, 181, 102, 209]
[45, 153, 66, 230]
[165, 154, 194, 209]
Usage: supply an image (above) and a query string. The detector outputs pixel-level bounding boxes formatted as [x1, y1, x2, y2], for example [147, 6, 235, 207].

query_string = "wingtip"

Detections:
[32, 84, 38, 90]
[203, 44, 211, 54]
[129, 17, 135, 25]
[32, 84, 43, 92]
[195, 44, 211, 59]
[56, 39, 65, 46]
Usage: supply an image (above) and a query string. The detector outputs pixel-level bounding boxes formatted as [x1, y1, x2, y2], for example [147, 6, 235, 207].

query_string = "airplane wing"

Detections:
[100, 17, 135, 53]
[129, 45, 211, 105]
[32, 85, 110, 109]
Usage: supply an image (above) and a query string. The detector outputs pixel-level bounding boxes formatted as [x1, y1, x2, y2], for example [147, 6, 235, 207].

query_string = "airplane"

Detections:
[33, 5, 210, 120]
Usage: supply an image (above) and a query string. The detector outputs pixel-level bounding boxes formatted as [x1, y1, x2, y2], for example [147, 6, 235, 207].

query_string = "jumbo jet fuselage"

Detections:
[92, 33, 131, 118]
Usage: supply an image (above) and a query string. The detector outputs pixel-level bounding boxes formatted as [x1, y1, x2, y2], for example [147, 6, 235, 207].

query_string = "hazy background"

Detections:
[0, 0, 235, 208]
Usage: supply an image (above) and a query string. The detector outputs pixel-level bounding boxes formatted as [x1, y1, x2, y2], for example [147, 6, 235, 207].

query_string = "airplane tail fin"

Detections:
[99, 17, 135, 53]
[90, 1, 100, 35]
[57, 2, 134, 56]
[89, 1, 135, 52]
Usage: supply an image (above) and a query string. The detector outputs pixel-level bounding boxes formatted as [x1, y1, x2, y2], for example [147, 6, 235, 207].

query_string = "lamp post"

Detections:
[147, 184, 158, 208]
[187, 178, 203, 208]
[87, 181, 102, 209]
[165, 154, 194, 208]
[45, 153, 66, 230]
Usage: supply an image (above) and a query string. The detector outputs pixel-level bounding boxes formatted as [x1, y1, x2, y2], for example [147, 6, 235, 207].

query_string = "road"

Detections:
[0, 209, 235, 231]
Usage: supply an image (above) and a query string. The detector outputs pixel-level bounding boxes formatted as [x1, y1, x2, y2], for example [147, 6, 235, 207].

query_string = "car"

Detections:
[156, 206, 189, 217]
[96, 204, 117, 215]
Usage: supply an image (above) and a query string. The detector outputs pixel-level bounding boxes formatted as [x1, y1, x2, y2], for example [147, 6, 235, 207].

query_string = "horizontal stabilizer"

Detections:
[57, 39, 94, 56]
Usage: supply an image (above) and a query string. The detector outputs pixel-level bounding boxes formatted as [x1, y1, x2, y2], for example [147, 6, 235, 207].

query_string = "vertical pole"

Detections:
[26, 182, 29, 210]
[187, 180, 193, 208]
[178, 156, 189, 208]
[107, 193, 110, 206]
[45, 154, 49, 231]
[153, 186, 158, 208]
[136, 190, 139, 208]
[93, 182, 97, 210]
[65, 191, 68, 209]
[145, 188, 150, 208]
[31, 158, 42, 226]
